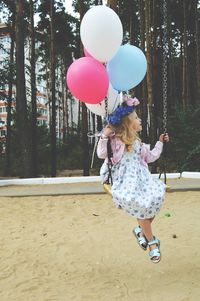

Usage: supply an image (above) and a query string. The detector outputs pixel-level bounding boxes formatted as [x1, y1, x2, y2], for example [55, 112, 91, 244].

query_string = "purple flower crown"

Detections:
[107, 97, 140, 126]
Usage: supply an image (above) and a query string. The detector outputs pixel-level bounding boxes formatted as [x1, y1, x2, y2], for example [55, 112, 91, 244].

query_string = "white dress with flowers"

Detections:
[104, 140, 165, 219]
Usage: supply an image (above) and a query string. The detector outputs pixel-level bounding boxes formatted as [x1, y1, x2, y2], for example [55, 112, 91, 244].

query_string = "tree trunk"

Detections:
[81, 103, 90, 176]
[77, 100, 81, 137]
[30, 0, 38, 177]
[144, 0, 156, 144]
[79, 0, 90, 176]
[70, 98, 73, 127]
[186, 0, 197, 106]
[168, 13, 177, 111]
[61, 56, 67, 143]
[182, 0, 189, 108]
[96, 115, 103, 132]
[195, 0, 200, 104]
[152, 0, 160, 133]
[50, 0, 56, 177]
[5, 16, 15, 176]
[127, 0, 134, 44]
[91, 112, 96, 148]
[15, 0, 30, 178]
[107, 0, 117, 12]
[139, 0, 148, 142]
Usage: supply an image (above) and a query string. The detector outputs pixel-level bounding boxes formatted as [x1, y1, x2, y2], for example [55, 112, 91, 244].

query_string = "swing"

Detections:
[102, 95, 113, 195]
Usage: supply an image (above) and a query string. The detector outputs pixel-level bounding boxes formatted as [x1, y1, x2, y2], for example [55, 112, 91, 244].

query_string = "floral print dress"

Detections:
[102, 139, 165, 219]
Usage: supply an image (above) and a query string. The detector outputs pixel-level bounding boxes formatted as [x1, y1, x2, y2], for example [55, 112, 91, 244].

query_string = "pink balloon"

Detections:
[66, 57, 109, 104]
[84, 48, 103, 63]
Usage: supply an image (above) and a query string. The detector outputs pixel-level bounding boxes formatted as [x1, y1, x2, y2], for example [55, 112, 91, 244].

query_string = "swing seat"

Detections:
[103, 183, 112, 196]
[165, 185, 171, 192]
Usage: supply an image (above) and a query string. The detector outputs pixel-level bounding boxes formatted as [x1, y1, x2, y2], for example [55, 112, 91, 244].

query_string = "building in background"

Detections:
[0, 22, 93, 149]
[0, 23, 57, 143]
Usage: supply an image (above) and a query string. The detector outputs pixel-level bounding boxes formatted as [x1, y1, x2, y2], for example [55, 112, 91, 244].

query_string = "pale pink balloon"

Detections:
[66, 57, 109, 104]
[84, 48, 93, 58]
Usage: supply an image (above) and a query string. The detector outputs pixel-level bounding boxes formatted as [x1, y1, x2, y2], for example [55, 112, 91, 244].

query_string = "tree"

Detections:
[30, 0, 38, 177]
[139, 0, 148, 141]
[73, 0, 92, 176]
[15, 0, 30, 177]
[182, 0, 189, 107]
[3, 6, 15, 176]
[144, 0, 157, 144]
[50, 0, 57, 177]
[107, 0, 117, 11]
[195, 1, 200, 103]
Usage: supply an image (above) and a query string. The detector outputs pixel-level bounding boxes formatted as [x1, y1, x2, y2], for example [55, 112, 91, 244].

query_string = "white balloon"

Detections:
[107, 83, 121, 114]
[86, 102, 105, 116]
[80, 5, 123, 62]
[86, 83, 121, 116]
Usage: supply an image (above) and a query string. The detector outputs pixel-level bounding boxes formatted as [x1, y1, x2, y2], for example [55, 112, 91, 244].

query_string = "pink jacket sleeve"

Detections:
[97, 136, 125, 165]
[111, 138, 125, 165]
[141, 141, 163, 164]
[96, 137, 108, 159]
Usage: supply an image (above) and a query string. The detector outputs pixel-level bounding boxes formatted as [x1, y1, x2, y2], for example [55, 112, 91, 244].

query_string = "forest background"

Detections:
[0, 0, 200, 178]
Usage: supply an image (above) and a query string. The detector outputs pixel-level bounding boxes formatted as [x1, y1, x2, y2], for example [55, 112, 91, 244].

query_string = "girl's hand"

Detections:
[103, 126, 115, 137]
[159, 133, 169, 142]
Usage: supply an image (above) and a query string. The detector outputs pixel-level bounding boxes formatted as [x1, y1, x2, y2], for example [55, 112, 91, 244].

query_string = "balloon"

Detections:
[86, 102, 105, 116]
[86, 83, 121, 116]
[107, 83, 121, 113]
[84, 48, 93, 58]
[66, 57, 109, 104]
[107, 44, 147, 91]
[80, 5, 123, 62]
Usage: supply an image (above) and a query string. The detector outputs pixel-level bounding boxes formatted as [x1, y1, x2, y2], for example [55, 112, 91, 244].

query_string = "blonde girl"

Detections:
[97, 97, 169, 263]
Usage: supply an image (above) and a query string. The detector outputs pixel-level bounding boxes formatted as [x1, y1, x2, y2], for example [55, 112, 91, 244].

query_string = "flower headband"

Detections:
[107, 96, 140, 126]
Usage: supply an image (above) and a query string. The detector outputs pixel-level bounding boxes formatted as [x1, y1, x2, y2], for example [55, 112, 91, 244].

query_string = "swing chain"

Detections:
[105, 96, 108, 117]
[162, 0, 168, 135]
[159, 0, 168, 185]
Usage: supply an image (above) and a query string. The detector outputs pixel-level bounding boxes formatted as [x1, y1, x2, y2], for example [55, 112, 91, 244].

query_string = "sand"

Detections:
[0, 191, 200, 301]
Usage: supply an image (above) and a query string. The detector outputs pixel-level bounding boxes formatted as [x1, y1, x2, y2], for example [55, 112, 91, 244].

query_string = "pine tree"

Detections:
[15, 0, 30, 177]
[30, 0, 38, 177]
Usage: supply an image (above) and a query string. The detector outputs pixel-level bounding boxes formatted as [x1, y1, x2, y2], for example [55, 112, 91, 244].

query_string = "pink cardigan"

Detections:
[97, 136, 163, 167]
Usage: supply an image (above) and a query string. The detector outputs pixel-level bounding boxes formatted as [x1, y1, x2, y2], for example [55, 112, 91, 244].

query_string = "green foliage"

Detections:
[162, 105, 200, 172]
[57, 133, 83, 170]
[0, 121, 85, 176]
[1, 0, 200, 178]
[37, 0, 79, 61]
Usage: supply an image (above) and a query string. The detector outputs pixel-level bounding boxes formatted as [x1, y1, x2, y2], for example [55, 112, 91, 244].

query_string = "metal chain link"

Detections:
[159, 0, 168, 184]
[162, 0, 168, 134]
[105, 96, 108, 117]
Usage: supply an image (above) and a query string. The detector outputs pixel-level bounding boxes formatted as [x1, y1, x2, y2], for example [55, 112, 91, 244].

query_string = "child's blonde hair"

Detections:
[109, 113, 139, 152]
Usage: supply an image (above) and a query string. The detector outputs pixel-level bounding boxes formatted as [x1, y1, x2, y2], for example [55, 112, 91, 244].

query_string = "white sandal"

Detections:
[133, 226, 148, 250]
[148, 237, 161, 263]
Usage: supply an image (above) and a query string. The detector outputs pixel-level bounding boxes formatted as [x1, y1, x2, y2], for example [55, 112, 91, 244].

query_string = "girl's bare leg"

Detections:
[137, 218, 159, 259]
[137, 218, 154, 242]
[149, 216, 155, 223]
[136, 216, 155, 239]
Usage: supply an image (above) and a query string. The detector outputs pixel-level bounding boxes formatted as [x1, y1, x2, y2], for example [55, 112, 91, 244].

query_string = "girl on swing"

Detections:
[97, 96, 169, 263]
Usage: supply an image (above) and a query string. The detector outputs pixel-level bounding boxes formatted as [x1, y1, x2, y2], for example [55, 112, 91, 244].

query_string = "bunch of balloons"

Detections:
[66, 5, 147, 116]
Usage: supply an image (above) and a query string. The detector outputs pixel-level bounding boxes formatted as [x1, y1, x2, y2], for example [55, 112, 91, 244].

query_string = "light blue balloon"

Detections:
[107, 44, 147, 91]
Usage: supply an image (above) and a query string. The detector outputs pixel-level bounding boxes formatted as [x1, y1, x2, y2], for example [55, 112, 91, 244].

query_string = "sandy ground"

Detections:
[0, 191, 200, 301]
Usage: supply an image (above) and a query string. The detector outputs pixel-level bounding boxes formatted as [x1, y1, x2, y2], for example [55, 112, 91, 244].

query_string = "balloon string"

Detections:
[87, 131, 100, 138]
[87, 131, 101, 168]
[119, 92, 123, 104]
[90, 138, 99, 168]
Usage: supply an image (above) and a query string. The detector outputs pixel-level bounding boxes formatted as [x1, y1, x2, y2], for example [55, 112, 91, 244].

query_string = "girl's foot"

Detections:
[133, 225, 148, 250]
[148, 237, 161, 263]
